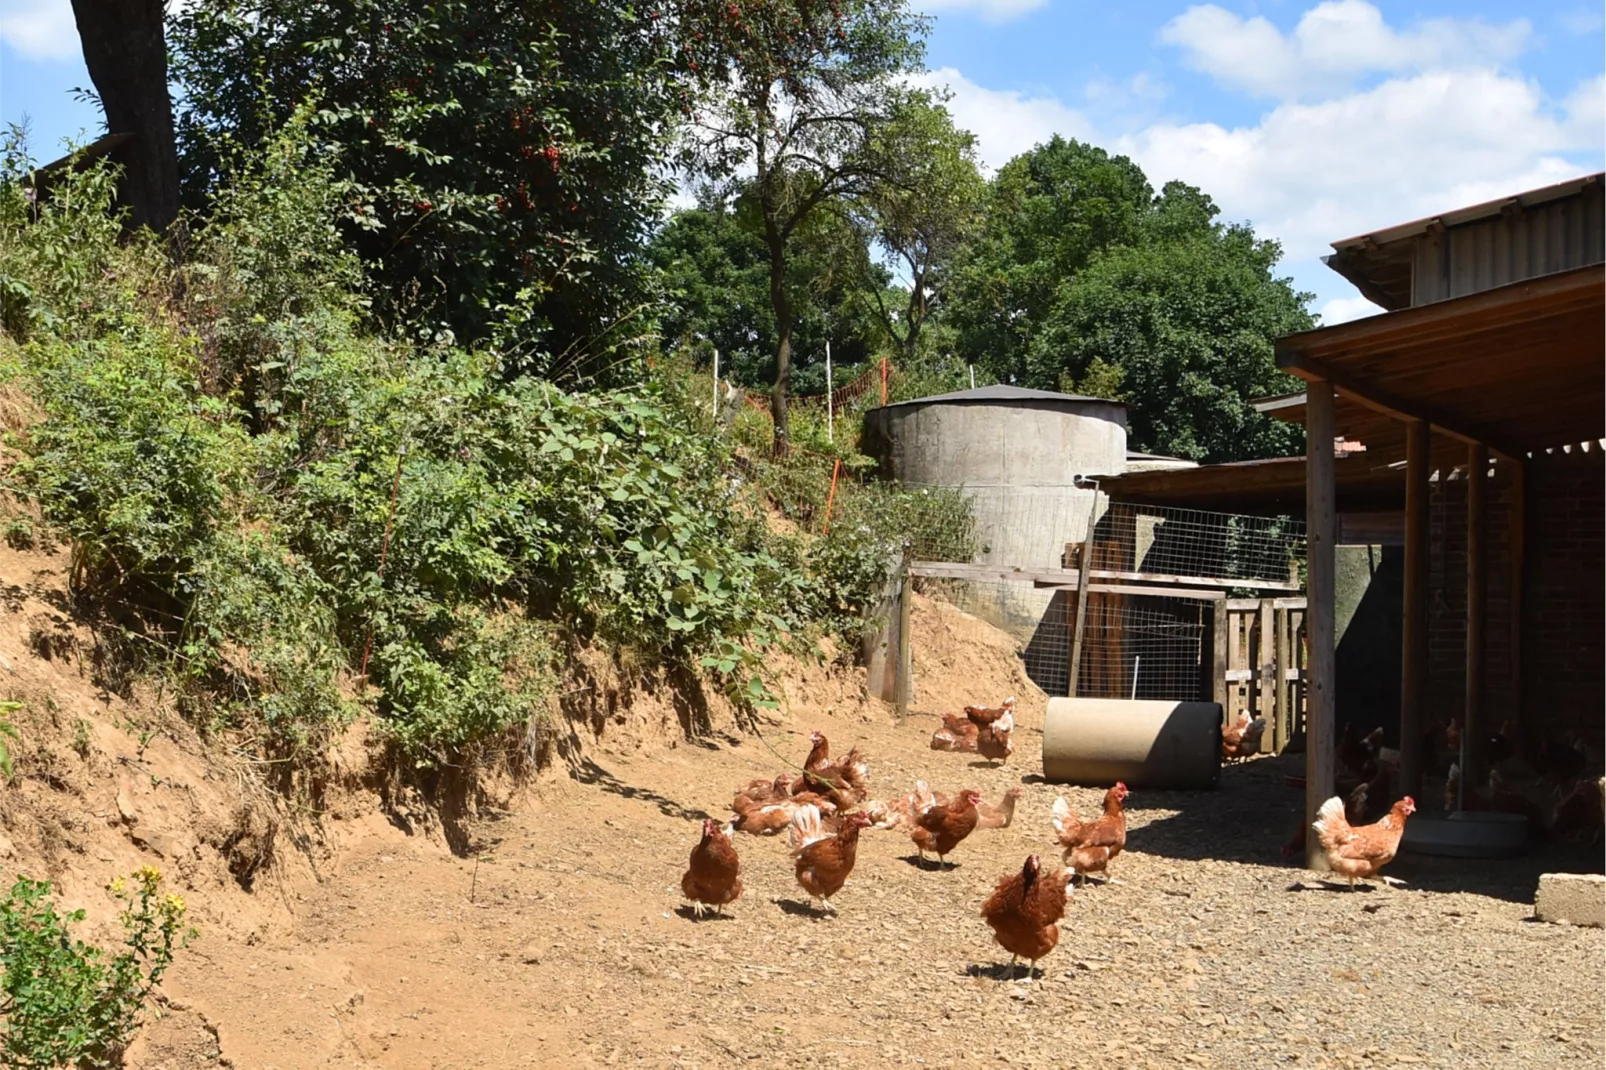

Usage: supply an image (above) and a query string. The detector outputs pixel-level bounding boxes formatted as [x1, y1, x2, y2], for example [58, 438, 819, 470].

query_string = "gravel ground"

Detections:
[145, 701, 1606, 1070]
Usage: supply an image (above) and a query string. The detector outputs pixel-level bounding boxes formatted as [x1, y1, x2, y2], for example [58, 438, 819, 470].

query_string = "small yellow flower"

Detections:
[165, 893, 186, 914]
[107, 876, 126, 894]
[136, 865, 162, 891]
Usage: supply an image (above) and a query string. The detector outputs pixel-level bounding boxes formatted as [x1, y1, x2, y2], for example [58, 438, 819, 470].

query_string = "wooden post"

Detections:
[1274, 605, 1291, 753]
[1304, 380, 1337, 871]
[1398, 419, 1431, 799]
[1067, 537, 1094, 697]
[1212, 598, 1229, 716]
[1258, 598, 1275, 752]
[1461, 443, 1488, 806]
[896, 556, 913, 718]
[1508, 459, 1525, 743]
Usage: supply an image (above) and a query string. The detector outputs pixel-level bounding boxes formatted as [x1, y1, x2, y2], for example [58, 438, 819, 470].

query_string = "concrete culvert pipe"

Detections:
[1042, 698, 1222, 790]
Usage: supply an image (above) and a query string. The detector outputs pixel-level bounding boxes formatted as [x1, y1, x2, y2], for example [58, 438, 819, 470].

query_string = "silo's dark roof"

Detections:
[878, 384, 1124, 409]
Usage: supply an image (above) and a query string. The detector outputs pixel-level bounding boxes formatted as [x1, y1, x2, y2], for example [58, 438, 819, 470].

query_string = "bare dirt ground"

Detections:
[0, 548, 1600, 1070]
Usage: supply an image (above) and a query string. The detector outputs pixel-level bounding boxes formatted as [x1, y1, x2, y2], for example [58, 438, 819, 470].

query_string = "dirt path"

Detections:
[138, 700, 1604, 1070]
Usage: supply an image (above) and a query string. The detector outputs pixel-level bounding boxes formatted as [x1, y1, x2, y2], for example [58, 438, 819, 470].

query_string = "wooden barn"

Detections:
[1105, 173, 1605, 867]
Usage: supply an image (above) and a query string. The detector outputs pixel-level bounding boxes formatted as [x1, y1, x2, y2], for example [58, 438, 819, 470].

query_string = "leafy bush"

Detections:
[0, 868, 193, 1068]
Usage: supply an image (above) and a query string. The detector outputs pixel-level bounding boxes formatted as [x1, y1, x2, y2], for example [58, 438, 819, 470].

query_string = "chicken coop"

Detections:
[888, 492, 1307, 737]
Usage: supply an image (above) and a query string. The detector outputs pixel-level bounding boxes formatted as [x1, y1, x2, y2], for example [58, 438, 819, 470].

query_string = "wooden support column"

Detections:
[1461, 443, 1488, 805]
[1257, 599, 1275, 752]
[1305, 380, 1338, 871]
[1212, 599, 1229, 718]
[1274, 606, 1291, 753]
[1508, 460, 1525, 737]
[1398, 419, 1431, 799]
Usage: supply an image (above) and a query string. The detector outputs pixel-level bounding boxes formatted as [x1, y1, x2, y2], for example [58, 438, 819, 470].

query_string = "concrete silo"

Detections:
[860, 385, 1129, 655]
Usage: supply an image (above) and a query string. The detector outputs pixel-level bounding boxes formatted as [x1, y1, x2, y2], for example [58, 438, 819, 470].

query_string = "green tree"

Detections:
[1025, 185, 1313, 462]
[169, 0, 685, 374]
[850, 91, 983, 361]
[678, 0, 928, 453]
[648, 188, 888, 393]
[945, 136, 1153, 384]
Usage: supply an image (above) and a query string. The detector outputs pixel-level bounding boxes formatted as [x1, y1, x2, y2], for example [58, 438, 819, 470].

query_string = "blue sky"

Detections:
[3, 0, 1602, 321]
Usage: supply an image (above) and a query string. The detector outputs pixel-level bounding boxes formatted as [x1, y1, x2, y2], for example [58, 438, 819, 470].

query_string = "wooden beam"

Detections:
[907, 561, 1299, 591]
[1509, 459, 1525, 742]
[1275, 348, 1527, 460]
[895, 559, 913, 718]
[1305, 380, 1338, 872]
[1067, 532, 1094, 698]
[1461, 443, 1489, 806]
[1038, 582, 1226, 600]
[1258, 599, 1276, 753]
[1212, 599, 1229, 717]
[1398, 419, 1430, 800]
[1274, 603, 1291, 754]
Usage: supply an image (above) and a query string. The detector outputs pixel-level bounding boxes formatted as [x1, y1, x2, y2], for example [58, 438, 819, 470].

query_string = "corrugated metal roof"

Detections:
[877, 384, 1122, 409]
[1330, 172, 1604, 251]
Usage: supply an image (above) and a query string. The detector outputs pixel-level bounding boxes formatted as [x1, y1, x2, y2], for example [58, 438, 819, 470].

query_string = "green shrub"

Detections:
[0, 868, 193, 1068]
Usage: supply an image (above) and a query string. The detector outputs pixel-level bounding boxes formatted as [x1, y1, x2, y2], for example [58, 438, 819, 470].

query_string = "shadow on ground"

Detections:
[1112, 753, 1603, 906]
[572, 757, 714, 823]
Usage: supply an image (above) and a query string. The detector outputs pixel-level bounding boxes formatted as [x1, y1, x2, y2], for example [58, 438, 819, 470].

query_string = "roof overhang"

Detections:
[1103, 455, 1409, 515]
[1273, 265, 1605, 462]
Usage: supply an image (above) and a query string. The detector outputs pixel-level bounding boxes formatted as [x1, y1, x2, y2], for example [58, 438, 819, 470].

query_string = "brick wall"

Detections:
[1426, 448, 1604, 745]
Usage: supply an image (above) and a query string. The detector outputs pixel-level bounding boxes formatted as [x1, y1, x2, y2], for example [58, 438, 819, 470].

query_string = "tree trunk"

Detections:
[764, 219, 792, 457]
[69, 0, 180, 234]
[903, 266, 927, 361]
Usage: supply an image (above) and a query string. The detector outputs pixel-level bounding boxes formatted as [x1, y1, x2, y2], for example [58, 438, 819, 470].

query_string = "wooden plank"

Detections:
[1225, 669, 1252, 683]
[1272, 597, 1309, 610]
[1462, 442, 1489, 806]
[1212, 599, 1229, 718]
[1067, 527, 1094, 698]
[1036, 582, 1226, 600]
[1276, 348, 1527, 460]
[1225, 598, 1262, 612]
[1305, 379, 1338, 872]
[896, 563, 913, 718]
[908, 561, 1300, 591]
[1508, 459, 1525, 741]
[1258, 599, 1275, 751]
[1274, 604, 1291, 753]
[1398, 419, 1431, 799]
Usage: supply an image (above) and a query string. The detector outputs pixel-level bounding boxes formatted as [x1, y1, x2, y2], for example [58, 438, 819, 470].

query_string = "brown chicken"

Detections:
[931, 710, 1016, 764]
[939, 696, 1016, 734]
[794, 741, 870, 802]
[733, 772, 797, 811]
[1222, 715, 1268, 762]
[788, 806, 872, 913]
[910, 788, 983, 868]
[980, 854, 1074, 983]
[681, 819, 742, 917]
[1550, 777, 1606, 843]
[1051, 783, 1130, 883]
[977, 786, 1024, 829]
[1311, 794, 1416, 890]
[801, 730, 831, 773]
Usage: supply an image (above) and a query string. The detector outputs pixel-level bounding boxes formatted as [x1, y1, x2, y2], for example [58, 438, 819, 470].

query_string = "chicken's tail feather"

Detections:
[788, 804, 828, 854]
[1311, 795, 1350, 849]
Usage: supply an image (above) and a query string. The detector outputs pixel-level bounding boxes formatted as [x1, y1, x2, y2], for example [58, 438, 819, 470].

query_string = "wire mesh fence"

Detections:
[907, 489, 1307, 706]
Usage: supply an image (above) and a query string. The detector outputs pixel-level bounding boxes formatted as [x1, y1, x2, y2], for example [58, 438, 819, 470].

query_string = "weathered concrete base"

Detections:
[1534, 872, 1606, 928]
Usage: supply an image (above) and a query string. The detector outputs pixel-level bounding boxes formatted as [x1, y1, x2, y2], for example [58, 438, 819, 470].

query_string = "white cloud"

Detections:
[0, 0, 78, 62]
[1112, 70, 1596, 267]
[1160, 0, 1531, 100]
[916, 0, 1047, 23]
[916, 66, 1094, 172]
[931, 59, 1602, 313]
[1318, 295, 1384, 325]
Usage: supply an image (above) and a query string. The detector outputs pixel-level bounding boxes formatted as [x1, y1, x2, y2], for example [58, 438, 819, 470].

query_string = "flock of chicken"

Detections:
[680, 697, 1606, 983]
[681, 696, 1138, 982]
